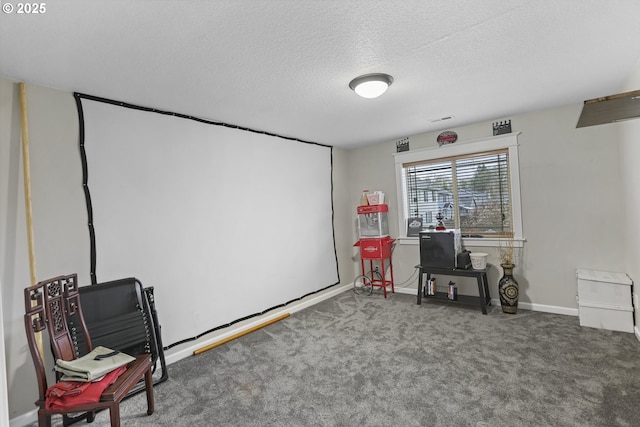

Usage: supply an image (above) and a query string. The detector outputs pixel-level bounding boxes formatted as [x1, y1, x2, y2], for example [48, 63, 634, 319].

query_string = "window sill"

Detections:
[397, 236, 526, 248]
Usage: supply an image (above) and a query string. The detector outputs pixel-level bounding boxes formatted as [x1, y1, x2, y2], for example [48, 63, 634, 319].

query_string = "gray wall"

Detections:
[1, 81, 90, 420]
[620, 60, 640, 328]
[346, 102, 628, 312]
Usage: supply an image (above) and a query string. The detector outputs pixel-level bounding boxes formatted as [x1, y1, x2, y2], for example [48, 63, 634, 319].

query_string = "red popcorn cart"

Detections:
[354, 203, 395, 297]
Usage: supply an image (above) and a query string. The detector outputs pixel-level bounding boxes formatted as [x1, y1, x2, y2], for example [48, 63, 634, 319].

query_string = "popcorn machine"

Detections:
[357, 204, 389, 237]
[353, 201, 395, 297]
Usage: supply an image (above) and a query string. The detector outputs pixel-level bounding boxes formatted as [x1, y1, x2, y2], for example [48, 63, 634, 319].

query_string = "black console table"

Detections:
[416, 265, 492, 314]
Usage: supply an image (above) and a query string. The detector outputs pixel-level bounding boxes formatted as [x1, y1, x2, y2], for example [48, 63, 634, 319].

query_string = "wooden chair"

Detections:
[24, 274, 155, 427]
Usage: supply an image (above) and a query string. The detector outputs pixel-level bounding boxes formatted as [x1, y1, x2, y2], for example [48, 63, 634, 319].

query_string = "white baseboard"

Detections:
[393, 286, 418, 296]
[515, 301, 579, 317]
[164, 283, 351, 365]
[10, 409, 37, 427]
[394, 286, 579, 316]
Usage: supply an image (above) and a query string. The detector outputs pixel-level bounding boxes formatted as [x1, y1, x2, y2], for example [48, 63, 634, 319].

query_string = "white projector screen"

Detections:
[76, 95, 339, 348]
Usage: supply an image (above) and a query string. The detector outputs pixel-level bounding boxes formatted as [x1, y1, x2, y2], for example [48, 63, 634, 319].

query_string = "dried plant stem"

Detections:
[498, 238, 515, 266]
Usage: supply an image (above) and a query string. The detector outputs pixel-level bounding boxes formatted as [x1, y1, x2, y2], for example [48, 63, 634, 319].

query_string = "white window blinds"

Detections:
[402, 149, 513, 237]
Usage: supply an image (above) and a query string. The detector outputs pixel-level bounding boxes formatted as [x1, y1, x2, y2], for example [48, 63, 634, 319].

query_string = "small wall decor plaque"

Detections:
[407, 217, 423, 237]
[437, 131, 457, 146]
[396, 137, 409, 152]
[493, 120, 512, 135]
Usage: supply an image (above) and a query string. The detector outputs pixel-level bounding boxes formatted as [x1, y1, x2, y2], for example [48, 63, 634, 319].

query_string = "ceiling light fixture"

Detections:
[349, 73, 394, 99]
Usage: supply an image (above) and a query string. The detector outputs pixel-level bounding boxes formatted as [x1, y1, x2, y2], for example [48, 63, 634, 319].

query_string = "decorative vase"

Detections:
[498, 263, 519, 314]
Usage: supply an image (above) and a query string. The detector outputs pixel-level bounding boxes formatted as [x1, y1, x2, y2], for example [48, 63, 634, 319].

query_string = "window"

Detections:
[404, 149, 510, 235]
[394, 133, 523, 246]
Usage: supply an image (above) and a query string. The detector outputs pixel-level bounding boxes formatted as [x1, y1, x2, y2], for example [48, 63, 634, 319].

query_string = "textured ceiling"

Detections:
[2, 0, 640, 148]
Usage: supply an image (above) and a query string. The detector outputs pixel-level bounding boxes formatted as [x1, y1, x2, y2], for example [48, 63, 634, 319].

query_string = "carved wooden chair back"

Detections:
[24, 273, 155, 427]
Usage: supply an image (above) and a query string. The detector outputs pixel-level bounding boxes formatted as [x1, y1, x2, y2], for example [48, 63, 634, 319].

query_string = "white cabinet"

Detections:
[576, 269, 634, 333]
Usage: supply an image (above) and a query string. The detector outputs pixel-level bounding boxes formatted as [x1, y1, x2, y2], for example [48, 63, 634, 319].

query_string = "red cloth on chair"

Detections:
[45, 365, 127, 410]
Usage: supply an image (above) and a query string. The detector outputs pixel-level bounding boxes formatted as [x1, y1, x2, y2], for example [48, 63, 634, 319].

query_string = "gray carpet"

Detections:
[42, 290, 640, 426]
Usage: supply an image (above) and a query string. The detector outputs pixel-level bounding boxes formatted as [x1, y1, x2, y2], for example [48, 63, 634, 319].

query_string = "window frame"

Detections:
[393, 132, 523, 248]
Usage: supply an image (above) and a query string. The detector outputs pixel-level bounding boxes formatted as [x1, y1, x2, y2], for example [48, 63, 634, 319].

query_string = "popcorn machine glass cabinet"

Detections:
[357, 204, 389, 238]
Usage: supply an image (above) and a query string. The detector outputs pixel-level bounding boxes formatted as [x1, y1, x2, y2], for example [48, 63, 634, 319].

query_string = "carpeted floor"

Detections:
[41, 290, 640, 426]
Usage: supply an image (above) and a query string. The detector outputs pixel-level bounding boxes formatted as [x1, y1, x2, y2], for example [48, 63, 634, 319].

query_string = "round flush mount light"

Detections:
[349, 73, 394, 99]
